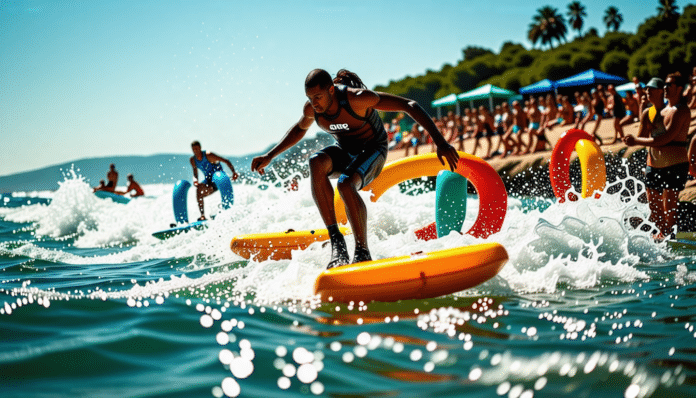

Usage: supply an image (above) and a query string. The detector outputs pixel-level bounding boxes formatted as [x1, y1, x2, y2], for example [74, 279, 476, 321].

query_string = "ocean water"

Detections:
[1, 166, 696, 398]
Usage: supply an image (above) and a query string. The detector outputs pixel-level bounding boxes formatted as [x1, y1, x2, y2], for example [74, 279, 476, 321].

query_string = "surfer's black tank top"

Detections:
[314, 85, 388, 155]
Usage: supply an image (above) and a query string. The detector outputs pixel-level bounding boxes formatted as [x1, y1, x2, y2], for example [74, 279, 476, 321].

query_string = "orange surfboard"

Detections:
[314, 242, 508, 303]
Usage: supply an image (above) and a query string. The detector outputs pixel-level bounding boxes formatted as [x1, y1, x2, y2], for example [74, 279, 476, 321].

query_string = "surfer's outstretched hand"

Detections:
[251, 155, 272, 175]
[436, 143, 460, 171]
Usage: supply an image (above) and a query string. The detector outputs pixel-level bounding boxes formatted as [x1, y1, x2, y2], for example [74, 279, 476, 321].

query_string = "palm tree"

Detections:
[657, 0, 680, 21]
[528, 6, 567, 49]
[567, 1, 587, 37]
[603, 6, 623, 32]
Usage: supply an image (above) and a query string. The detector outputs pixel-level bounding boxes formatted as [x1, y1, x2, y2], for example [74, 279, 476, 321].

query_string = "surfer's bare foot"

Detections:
[327, 237, 349, 269]
[198, 216, 206, 221]
[352, 245, 372, 264]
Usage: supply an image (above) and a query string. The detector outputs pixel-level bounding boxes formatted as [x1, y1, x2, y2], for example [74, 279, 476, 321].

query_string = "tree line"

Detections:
[373, 1, 695, 115]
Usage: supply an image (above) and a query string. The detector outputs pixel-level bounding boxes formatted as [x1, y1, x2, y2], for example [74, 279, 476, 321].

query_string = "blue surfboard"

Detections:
[435, 170, 468, 238]
[94, 190, 131, 204]
[152, 220, 208, 240]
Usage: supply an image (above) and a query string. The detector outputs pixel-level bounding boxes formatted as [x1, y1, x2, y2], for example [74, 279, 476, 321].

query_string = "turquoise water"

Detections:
[2, 169, 696, 398]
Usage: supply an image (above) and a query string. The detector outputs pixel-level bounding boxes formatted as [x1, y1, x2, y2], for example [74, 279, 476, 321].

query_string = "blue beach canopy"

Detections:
[519, 79, 556, 95]
[555, 68, 627, 88]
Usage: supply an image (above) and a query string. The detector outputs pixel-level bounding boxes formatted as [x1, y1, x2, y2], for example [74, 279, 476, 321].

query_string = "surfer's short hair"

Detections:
[191, 140, 201, 148]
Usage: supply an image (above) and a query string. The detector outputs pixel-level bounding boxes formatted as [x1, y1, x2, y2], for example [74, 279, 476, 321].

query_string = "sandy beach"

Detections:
[387, 108, 696, 201]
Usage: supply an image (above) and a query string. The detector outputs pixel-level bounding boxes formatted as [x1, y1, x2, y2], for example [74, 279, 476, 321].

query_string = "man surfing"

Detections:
[251, 69, 458, 268]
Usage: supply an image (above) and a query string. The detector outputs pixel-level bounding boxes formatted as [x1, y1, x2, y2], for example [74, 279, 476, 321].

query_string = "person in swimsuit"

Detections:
[190, 141, 239, 221]
[621, 90, 639, 126]
[581, 89, 604, 145]
[93, 180, 106, 193]
[685, 67, 696, 110]
[524, 97, 543, 154]
[606, 84, 626, 144]
[542, 94, 559, 129]
[623, 74, 692, 240]
[251, 69, 459, 268]
[470, 107, 483, 157]
[116, 174, 145, 198]
[103, 164, 118, 193]
[501, 100, 526, 157]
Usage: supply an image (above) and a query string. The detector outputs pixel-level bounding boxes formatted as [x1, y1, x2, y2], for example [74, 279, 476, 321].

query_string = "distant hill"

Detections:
[0, 133, 335, 193]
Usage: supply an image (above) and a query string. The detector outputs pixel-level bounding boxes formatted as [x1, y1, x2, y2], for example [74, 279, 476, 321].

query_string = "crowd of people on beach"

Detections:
[385, 67, 696, 241]
[386, 67, 696, 162]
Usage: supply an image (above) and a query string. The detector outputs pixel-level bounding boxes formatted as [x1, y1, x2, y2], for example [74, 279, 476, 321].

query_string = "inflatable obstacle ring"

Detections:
[434, 170, 468, 238]
[549, 129, 606, 202]
[153, 171, 234, 239]
[413, 155, 508, 240]
[333, 152, 507, 240]
[314, 242, 508, 303]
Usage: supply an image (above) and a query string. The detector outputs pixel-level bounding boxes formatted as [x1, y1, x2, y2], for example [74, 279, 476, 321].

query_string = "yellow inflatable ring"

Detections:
[334, 152, 507, 239]
[549, 129, 606, 202]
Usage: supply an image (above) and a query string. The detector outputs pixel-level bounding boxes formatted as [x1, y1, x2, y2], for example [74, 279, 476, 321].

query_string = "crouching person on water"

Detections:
[251, 69, 459, 268]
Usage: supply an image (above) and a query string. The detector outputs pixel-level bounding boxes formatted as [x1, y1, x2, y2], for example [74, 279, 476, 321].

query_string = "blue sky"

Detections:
[0, 0, 686, 176]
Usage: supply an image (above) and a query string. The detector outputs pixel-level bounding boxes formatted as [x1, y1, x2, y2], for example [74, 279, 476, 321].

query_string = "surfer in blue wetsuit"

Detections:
[251, 69, 459, 268]
[190, 141, 239, 221]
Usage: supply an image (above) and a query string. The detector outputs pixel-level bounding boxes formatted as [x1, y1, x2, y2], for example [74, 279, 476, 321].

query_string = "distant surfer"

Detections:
[116, 174, 145, 197]
[251, 69, 459, 268]
[93, 180, 106, 193]
[104, 164, 118, 193]
[190, 141, 239, 221]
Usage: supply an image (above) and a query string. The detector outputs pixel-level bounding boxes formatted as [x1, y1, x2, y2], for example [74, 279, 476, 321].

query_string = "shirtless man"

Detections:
[104, 164, 118, 193]
[501, 100, 526, 157]
[524, 97, 543, 154]
[542, 94, 559, 129]
[621, 91, 639, 126]
[460, 108, 474, 151]
[623, 74, 692, 240]
[251, 69, 458, 268]
[190, 141, 239, 221]
[472, 106, 495, 159]
[687, 69, 696, 109]
[117, 174, 145, 198]
[559, 96, 575, 126]
[93, 180, 106, 193]
[633, 82, 648, 116]
[606, 84, 626, 144]
[579, 90, 604, 145]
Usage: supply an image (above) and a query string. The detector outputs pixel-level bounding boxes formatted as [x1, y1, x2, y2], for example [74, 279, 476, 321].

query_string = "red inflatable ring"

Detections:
[333, 152, 507, 240]
[414, 154, 507, 240]
[549, 129, 607, 202]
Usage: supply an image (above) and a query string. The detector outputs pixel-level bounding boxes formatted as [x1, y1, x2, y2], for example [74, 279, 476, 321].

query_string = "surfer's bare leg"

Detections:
[336, 172, 371, 264]
[309, 153, 349, 268]
[195, 183, 215, 220]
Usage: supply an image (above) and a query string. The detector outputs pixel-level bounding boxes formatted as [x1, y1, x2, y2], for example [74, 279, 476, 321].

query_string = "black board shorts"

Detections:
[316, 145, 387, 190]
[645, 162, 689, 191]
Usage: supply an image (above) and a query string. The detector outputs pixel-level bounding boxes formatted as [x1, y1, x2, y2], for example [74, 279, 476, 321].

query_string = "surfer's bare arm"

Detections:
[368, 91, 459, 170]
[208, 153, 239, 180]
[251, 103, 314, 175]
[190, 157, 200, 185]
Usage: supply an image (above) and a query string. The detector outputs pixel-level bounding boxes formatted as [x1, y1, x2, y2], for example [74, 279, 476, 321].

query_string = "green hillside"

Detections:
[374, 2, 695, 115]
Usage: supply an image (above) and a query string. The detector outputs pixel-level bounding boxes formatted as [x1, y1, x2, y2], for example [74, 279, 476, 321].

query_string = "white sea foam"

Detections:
[1, 165, 678, 303]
